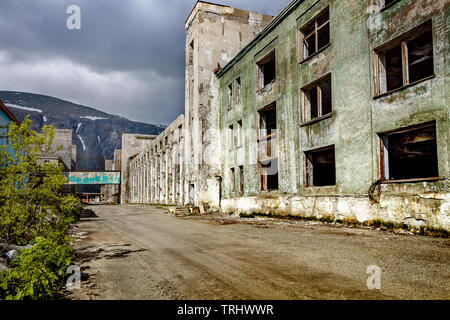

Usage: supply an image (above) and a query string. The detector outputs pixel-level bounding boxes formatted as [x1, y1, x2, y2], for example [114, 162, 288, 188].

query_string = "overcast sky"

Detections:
[0, 0, 290, 125]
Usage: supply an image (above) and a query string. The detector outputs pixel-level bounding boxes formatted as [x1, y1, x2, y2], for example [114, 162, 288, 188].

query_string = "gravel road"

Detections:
[66, 205, 449, 300]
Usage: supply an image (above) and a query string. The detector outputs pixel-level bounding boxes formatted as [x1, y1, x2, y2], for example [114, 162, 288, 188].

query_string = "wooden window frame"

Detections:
[374, 21, 434, 97]
[259, 158, 279, 191]
[378, 121, 439, 183]
[300, 7, 330, 61]
[257, 103, 277, 141]
[301, 74, 332, 124]
[304, 145, 336, 187]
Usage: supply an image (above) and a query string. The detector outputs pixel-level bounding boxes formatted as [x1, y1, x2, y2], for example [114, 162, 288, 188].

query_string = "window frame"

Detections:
[304, 145, 336, 187]
[301, 73, 332, 124]
[300, 7, 330, 62]
[257, 103, 277, 141]
[378, 121, 439, 183]
[259, 158, 279, 191]
[374, 21, 434, 98]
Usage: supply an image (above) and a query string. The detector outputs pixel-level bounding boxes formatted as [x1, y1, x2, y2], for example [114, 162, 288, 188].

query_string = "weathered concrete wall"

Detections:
[120, 134, 156, 204]
[129, 115, 185, 205]
[39, 129, 76, 171]
[184, 1, 273, 208]
[217, 0, 449, 229]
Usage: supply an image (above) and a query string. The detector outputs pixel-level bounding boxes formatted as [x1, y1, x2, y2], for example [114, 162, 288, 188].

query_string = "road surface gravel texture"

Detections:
[66, 205, 449, 300]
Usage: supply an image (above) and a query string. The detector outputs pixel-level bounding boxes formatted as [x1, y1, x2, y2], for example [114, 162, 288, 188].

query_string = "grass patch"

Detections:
[238, 212, 448, 238]
[239, 212, 335, 223]
[418, 226, 449, 238]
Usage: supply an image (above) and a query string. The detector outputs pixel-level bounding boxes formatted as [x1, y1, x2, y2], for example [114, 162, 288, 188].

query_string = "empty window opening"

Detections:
[380, 123, 438, 181]
[230, 168, 235, 195]
[229, 125, 234, 149]
[257, 51, 276, 89]
[376, 21, 433, 95]
[228, 83, 233, 111]
[258, 103, 277, 139]
[302, 75, 332, 122]
[236, 77, 241, 104]
[237, 120, 242, 147]
[301, 7, 330, 60]
[260, 158, 278, 191]
[239, 166, 244, 194]
[305, 146, 336, 187]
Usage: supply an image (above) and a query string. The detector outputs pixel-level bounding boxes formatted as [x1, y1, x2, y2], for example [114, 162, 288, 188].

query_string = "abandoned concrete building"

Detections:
[124, 0, 449, 230]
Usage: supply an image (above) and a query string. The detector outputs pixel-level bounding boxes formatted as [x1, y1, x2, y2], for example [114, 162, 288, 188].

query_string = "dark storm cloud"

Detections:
[0, 0, 290, 124]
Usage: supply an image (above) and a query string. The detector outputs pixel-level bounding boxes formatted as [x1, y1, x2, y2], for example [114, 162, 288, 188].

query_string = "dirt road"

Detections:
[66, 205, 449, 300]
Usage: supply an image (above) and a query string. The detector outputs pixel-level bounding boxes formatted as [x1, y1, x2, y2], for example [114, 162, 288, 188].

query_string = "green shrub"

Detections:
[0, 238, 74, 300]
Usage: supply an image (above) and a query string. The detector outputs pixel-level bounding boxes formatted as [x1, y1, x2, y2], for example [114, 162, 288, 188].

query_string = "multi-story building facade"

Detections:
[126, 0, 449, 230]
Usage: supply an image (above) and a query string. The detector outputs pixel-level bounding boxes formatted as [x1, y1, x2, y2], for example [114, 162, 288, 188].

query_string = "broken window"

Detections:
[230, 168, 235, 195]
[239, 165, 244, 195]
[376, 21, 434, 95]
[257, 51, 276, 89]
[229, 125, 234, 149]
[380, 122, 438, 181]
[236, 77, 241, 104]
[258, 103, 277, 140]
[305, 146, 336, 187]
[237, 120, 242, 147]
[228, 83, 233, 111]
[301, 7, 330, 60]
[301, 74, 332, 122]
[259, 158, 278, 191]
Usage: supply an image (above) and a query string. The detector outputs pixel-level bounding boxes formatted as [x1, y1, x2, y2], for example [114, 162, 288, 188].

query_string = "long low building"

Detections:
[125, 0, 449, 230]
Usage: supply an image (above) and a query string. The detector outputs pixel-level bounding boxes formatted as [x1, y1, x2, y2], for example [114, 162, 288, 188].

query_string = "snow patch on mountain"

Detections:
[77, 135, 86, 151]
[5, 103, 42, 113]
[80, 116, 109, 121]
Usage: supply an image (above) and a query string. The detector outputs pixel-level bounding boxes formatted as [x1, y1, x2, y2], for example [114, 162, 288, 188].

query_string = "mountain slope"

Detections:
[0, 91, 165, 171]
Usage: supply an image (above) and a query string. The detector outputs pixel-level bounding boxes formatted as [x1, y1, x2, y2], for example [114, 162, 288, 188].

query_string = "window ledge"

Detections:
[299, 43, 331, 65]
[300, 113, 332, 127]
[374, 75, 435, 100]
[381, 177, 440, 184]
[257, 80, 276, 95]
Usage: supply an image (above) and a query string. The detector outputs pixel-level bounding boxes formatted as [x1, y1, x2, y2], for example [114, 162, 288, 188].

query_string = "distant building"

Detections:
[0, 100, 20, 156]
